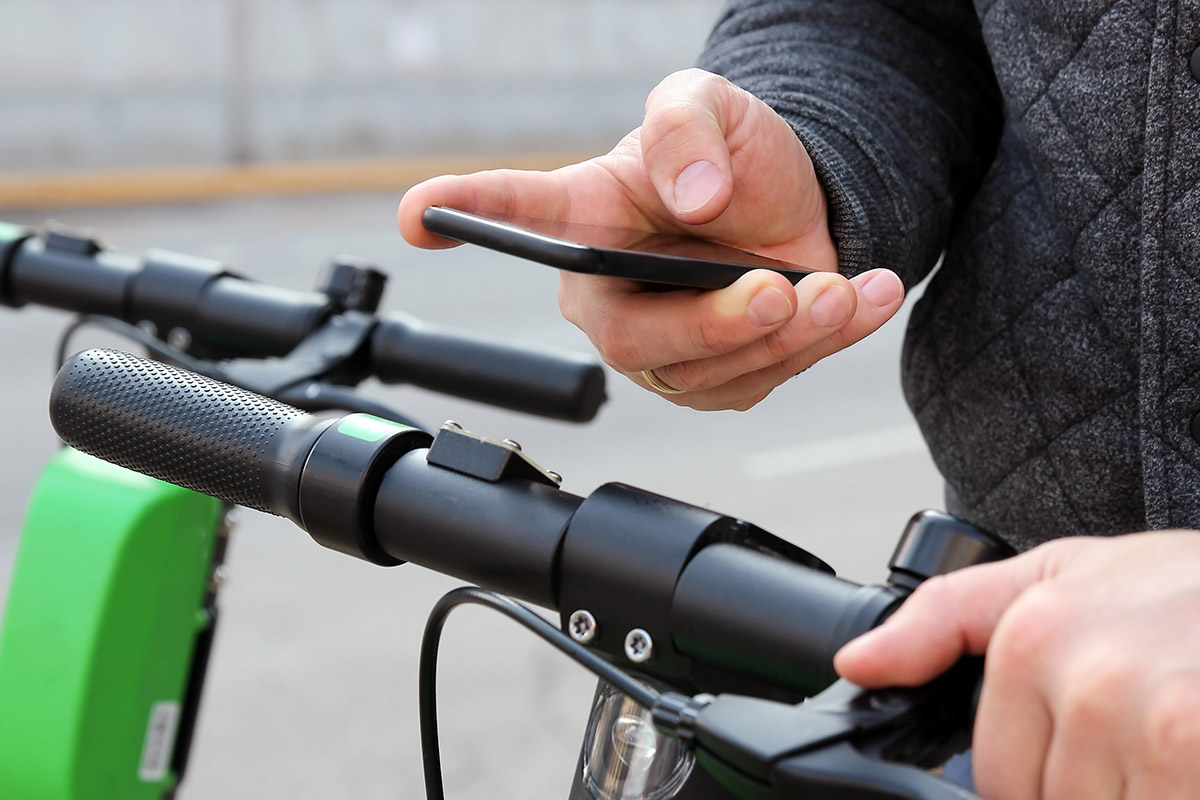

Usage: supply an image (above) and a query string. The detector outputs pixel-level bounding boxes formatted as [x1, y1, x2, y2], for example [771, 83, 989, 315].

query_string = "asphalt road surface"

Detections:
[0, 192, 946, 799]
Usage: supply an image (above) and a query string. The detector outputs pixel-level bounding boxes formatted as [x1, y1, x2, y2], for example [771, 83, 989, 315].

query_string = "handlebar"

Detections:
[0, 223, 605, 422]
[49, 348, 1014, 798]
[51, 348, 1011, 700]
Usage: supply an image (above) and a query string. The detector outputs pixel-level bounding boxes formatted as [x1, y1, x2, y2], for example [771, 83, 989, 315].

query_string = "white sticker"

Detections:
[138, 701, 180, 782]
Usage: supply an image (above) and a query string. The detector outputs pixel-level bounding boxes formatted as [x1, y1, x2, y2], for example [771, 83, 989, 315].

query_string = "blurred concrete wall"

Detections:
[0, 0, 727, 173]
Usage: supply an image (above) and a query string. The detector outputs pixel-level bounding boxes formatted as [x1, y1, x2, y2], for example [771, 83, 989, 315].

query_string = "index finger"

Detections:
[396, 161, 644, 249]
[833, 546, 1055, 687]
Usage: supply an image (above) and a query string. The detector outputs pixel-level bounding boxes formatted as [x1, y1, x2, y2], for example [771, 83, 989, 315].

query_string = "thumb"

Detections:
[834, 545, 1056, 687]
[639, 69, 744, 225]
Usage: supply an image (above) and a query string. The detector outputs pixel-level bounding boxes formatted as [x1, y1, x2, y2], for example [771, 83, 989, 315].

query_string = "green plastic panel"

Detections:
[0, 448, 222, 800]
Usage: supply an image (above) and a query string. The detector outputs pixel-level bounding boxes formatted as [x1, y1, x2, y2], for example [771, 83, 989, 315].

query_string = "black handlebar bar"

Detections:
[50, 348, 1013, 798]
[50, 348, 1010, 698]
[1, 223, 605, 422]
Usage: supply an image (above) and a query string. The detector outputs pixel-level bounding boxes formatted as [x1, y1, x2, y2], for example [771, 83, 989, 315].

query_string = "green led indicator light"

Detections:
[337, 414, 411, 442]
[0, 222, 27, 243]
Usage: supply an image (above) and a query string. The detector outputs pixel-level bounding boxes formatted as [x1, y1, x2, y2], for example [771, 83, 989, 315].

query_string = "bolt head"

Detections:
[624, 628, 654, 663]
[568, 610, 597, 644]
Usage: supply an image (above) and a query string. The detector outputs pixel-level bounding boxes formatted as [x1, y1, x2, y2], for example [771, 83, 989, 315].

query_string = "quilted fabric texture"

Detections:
[699, 0, 1200, 549]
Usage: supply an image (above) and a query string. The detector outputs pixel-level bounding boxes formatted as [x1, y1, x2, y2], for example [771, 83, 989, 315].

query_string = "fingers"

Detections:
[647, 269, 904, 396]
[559, 267, 903, 411]
[837, 533, 1200, 799]
[640, 69, 743, 225]
[833, 543, 1059, 687]
[627, 269, 901, 411]
[560, 267, 801, 371]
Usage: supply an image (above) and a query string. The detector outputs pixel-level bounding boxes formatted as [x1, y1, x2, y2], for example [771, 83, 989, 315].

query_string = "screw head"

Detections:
[209, 565, 230, 590]
[501, 438, 522, 451]
[568, 610, 597, 644]
[220, 508, 240, 535]
[167, 327, 192, 351]
[624, 628, 654, 663]
[442, 421, 463, 430]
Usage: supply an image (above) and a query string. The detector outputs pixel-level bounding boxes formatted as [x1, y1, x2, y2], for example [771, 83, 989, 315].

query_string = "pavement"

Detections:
[0, 192, 946, 799]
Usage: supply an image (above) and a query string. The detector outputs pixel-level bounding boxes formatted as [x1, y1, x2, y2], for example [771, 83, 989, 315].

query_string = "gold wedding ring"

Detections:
[641, 368, 685, 395]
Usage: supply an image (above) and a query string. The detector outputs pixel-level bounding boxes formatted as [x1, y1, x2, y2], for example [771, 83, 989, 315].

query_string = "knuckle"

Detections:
[987, 586, 1067, 671]
[1139, 674, 1200, 765]
[592, 318, 643, 372]
[647, 68, 719, 108]
[661, 361, 702, 393]
[641, 105, 710, 161]
[690, 313, 739, 357]
[1056, 642, 1138, 730]
[907, 572, 957, 609]
[761, 327, 799, 364]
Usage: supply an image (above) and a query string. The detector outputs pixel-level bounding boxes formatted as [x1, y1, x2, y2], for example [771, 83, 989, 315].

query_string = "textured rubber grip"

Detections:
[50, 348, 329, 517]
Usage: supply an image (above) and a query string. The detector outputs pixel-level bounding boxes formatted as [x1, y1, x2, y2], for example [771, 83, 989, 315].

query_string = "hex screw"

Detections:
[624, 628, 654, 663]
[568, 610, 598, 644]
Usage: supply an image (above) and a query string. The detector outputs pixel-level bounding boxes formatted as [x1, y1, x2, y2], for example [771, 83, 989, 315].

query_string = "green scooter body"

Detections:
[0, 447, 222, 799]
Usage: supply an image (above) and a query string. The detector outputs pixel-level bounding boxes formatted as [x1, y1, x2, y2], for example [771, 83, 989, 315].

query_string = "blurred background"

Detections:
[2, 0, 724, 176]
[0, 2, 946, 799]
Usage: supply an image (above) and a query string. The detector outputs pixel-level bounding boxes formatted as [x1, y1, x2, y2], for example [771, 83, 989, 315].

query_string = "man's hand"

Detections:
[835, 532, 1200, 799]
[397, 68, 904, 411]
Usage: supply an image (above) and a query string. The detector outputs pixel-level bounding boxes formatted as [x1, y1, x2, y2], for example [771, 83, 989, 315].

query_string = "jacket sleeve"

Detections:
[696, 0, 1003, 285]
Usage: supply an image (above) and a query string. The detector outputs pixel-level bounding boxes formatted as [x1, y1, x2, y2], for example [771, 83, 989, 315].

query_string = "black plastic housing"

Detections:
[373, 447, 581, 608]
[297, 414, 432, 565]
[888, 509, 1015, 589]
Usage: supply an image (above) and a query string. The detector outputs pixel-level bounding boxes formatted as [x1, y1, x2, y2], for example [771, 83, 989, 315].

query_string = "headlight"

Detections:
[580, 681, 695, 800]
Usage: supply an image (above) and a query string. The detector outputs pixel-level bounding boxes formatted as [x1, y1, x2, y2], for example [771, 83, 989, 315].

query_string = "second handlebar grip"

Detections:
[371, 313, 606, 422]
[50, 348, 330, 519]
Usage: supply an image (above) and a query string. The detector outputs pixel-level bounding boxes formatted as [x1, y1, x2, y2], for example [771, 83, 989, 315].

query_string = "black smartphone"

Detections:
[421, 206, 813, 290]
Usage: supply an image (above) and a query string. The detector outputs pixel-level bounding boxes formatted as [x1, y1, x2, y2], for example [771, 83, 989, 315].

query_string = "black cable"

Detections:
[418, 586, 660, 800]
[55, 315, 210, 374]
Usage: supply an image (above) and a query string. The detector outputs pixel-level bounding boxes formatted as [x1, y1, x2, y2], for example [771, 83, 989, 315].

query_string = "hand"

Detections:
[834, 532, 1200, 799]
[398, 68, 904, 411]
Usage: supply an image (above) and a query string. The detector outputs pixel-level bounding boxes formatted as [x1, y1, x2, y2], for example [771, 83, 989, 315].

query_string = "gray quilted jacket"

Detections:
[699, 0, 1200, 550]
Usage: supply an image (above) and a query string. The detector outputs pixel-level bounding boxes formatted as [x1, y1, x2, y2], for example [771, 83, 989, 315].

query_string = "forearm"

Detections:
[697, 0, 1003, 285]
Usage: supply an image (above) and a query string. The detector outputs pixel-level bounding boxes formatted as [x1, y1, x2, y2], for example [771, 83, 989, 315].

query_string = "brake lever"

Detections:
[661, 659, 981, 799]
[214, 311, 377, 395]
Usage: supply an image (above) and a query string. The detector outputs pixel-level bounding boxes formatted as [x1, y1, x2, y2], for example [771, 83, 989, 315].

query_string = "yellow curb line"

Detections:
[0, 153, 595, 211]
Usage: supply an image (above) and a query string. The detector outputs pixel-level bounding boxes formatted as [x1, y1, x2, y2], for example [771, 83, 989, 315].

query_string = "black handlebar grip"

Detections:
[49, 348, 332, 519]
[370, 313, 606, 422]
